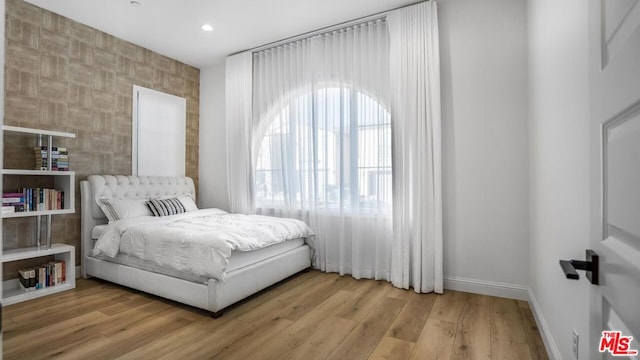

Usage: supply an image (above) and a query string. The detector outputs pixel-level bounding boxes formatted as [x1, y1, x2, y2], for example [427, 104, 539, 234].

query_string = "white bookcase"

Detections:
[2, 126, 77, 304]
[1, 169, 75, 218]
[1, 244, 75, 305]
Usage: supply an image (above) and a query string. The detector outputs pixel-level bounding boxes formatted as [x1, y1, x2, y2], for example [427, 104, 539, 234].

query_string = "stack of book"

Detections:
[2, 192, 25, 214]
[18, 260, 66, 291]
[35, 146, 69, 171]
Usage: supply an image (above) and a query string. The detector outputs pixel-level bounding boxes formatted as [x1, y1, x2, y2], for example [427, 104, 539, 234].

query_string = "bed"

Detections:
[80, 175, 313, 317]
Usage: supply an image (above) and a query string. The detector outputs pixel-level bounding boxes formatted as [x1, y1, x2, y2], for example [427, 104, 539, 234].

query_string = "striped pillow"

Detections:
[146, 198, 187, 217]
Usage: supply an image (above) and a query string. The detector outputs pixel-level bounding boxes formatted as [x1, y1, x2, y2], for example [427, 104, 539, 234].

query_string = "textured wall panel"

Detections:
[2, 0, 200, 278]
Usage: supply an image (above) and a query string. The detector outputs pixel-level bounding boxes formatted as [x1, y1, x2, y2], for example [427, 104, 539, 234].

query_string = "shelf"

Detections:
[3, 125, 76, 138]
[2, 169, 75, 176]
[2, 243, 76, 305]
[2, 243, 75, 263]
[2, 209, 75, 219]
[2, 170, 76, 216]
[3, 282, 74, 306]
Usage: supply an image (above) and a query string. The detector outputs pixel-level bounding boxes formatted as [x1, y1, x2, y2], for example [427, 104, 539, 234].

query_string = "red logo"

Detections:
[599, 331, 639, 356]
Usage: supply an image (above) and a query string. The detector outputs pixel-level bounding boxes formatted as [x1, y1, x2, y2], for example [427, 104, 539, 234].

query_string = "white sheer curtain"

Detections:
[253, 20, 393, 279]
[225, 52, 255, 214]
[388, 1, 443, 293]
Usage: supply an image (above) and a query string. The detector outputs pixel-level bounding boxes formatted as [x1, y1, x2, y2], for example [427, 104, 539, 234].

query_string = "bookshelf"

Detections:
[1, 169, 75, 218]
[1, 244, 76, 305]
[2, 126, 77, 304]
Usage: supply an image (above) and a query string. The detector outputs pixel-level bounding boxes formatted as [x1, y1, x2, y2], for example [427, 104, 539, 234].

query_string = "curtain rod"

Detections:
[230, 0, 427, 56]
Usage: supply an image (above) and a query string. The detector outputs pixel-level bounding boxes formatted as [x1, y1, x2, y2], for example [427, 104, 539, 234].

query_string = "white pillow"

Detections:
[177, 195, 198, 212]
[97, 197, 152, 221]
[96, 197, 118, 222]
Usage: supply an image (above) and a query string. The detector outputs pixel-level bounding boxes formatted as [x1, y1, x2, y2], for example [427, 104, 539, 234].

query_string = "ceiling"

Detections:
[25, 0, 418, 69]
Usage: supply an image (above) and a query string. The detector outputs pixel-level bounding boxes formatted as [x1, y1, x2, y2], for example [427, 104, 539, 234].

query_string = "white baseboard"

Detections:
[528, 289, 561, 360]
[444, 275, 529, 301]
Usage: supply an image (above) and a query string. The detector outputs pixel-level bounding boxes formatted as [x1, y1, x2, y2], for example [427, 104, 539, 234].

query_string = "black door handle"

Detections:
[560, 249, 599, 285]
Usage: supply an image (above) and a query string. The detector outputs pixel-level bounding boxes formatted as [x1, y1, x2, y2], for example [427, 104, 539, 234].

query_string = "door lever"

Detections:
[559, 249, 599, 285]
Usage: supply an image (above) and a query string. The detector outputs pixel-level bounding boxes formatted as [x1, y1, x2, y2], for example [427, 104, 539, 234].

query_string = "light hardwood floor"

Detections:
[3, 271, 548, 360]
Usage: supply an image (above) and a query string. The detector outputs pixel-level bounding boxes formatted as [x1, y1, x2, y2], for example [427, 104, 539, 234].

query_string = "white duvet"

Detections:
[92, 208, 314, 281]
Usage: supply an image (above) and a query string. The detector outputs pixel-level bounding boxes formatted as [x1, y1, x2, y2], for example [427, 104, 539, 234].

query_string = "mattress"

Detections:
[91, 223, 305, 284]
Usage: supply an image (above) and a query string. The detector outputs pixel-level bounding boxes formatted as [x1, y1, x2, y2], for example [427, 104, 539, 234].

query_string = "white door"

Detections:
[588, 0, 640, 358]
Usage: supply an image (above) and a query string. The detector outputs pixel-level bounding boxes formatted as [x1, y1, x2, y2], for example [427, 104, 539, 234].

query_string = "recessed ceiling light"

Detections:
[130, 0, 141, 6]
[202, 24, 214, 32]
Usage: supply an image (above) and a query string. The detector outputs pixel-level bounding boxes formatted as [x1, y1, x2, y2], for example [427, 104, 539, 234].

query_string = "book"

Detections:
[4, 201, 24, 206]
[45, 264, 51, 287]
[30, 268, 36, 288]
[36, 267, 44, 289]
[18, 269, 29, 288]
[18, 269, 36, 291]
[2, 206, 15, 213]
[49, 261, 62, 285]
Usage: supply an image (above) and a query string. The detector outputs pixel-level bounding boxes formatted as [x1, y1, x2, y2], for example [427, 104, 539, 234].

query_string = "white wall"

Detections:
[439, 0, 530, 293]
[199, 0, 531, 295]
[199, 62, 230, 211]
[528, 0, 590, 359]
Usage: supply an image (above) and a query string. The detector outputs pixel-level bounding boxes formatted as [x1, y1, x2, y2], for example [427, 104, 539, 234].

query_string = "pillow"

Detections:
[177, 194, 198, 212]
[96, 197, 118, 222]
[97, 197, 152, 221]
[146, 198, 187, 217]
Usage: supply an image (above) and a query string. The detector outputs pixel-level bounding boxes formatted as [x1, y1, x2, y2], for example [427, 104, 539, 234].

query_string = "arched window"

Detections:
[255, 86, 391, 213]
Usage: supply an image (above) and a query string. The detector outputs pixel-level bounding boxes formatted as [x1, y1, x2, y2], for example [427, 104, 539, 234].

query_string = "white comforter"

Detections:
[92, 208, 314, 281]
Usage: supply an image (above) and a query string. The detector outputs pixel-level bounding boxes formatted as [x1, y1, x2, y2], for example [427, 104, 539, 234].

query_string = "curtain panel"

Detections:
[388, 1, 443, 293]
[252, 20, 393, 280]
[225, 52, 255, 214]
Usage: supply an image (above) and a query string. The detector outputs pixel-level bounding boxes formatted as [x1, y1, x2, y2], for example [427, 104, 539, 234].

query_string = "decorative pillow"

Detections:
[111, 198, 153, 219]
[97, 197, 152, 222]
[96, 197, 118, 222]
[146, 198, 187, 217]
[177, 194, 198, 212]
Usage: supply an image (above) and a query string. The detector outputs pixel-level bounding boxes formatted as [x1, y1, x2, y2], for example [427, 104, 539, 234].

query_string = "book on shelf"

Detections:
[3, 191, 24, 214]
[18, 268, 36, 292]
[20, 260, 67, 291]
[2, 205, 25, 213]
[3, 192, 24, 204]
[34, 146, 69, 171]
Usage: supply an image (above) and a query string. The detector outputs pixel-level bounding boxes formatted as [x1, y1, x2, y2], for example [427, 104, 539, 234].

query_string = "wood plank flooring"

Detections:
[3, 271, 548, 360]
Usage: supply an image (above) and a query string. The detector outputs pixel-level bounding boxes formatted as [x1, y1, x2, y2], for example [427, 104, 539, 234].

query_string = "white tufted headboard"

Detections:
[85, 175, 195, 220]
[80, 175, 196, 277]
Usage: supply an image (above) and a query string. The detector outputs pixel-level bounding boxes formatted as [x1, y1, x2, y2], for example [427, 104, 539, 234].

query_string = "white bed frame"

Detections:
[80, 175, 311, 317]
